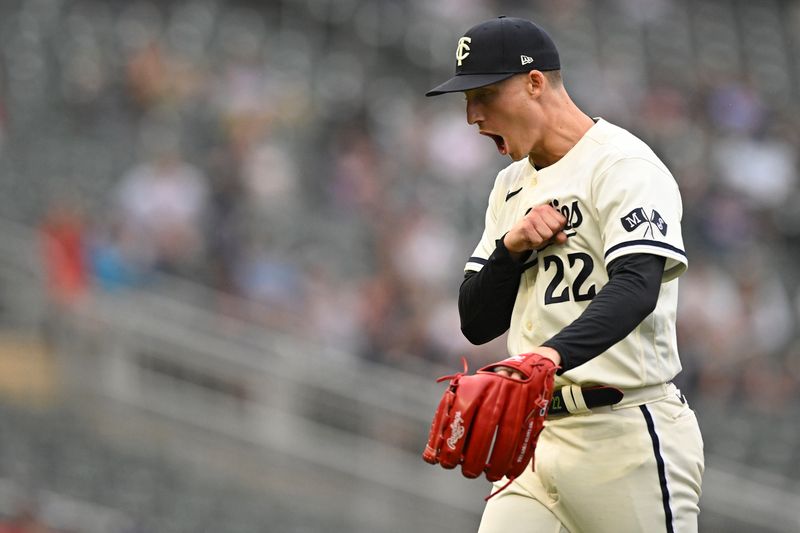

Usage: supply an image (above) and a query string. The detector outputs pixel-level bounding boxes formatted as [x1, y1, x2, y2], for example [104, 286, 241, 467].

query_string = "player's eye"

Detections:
[467, 90, 492, 105]
[480, 89, 497, 102]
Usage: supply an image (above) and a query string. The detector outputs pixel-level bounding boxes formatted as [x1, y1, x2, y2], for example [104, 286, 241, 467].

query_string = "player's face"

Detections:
[465, 75, 542, 161]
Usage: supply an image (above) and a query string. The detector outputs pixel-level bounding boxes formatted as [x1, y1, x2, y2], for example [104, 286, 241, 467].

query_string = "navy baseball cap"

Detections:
[426, 16, 560, 97]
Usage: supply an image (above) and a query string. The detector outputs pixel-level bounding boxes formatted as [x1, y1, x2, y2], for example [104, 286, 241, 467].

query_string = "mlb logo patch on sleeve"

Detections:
[620, 208, 668, 237]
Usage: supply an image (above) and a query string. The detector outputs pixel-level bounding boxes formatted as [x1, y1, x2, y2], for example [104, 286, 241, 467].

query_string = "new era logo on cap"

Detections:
[426, 16, 561, 96]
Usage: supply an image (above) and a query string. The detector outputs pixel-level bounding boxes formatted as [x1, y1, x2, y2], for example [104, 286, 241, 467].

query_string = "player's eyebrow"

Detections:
[465, 86, 496, 98]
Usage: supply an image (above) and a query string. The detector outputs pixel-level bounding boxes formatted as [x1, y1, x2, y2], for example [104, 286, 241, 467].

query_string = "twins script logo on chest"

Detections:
[548, 198, 583, 237]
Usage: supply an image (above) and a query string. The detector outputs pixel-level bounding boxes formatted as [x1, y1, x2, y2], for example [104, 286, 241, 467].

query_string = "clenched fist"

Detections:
[503, 204, 568, 260]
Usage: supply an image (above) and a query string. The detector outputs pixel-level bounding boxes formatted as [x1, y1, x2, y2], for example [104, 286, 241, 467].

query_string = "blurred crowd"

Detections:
[3, 0, 800, 405]
[0, 508, 53, 533]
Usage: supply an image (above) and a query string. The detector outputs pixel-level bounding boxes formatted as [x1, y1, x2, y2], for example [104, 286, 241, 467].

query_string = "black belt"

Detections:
[548, 386, 624, 416]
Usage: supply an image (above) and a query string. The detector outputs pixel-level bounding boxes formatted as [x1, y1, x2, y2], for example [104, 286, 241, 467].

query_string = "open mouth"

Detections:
[480, 131, 508, 155]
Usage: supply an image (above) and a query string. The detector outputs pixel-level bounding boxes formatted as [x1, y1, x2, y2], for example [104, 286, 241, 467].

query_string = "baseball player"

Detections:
[425, 16, 704, 533]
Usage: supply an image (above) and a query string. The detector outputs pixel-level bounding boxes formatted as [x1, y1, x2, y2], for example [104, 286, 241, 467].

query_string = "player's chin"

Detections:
[507, 147, 526, 161]
[507, 141, 534, 162]
[503, 141, 525, 161]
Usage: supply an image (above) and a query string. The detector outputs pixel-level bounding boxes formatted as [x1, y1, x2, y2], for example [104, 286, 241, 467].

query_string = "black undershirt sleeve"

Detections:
[458, 238, 528, 344]
[459, 242, 665, 371]
[541, 253, 666, 372]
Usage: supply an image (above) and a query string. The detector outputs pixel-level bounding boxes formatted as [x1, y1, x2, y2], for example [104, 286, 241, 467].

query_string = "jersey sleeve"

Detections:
[593, 157, 687, 281]
[465, 173, 505, 272]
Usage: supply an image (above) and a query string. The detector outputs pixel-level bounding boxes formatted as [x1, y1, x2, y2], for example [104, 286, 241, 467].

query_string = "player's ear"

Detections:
[526, 70, 546, 98]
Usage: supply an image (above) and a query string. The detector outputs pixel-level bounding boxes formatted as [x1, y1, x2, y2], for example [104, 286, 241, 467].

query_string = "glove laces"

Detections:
[485, 476, 516, 501]
[435, 357, 469, 384]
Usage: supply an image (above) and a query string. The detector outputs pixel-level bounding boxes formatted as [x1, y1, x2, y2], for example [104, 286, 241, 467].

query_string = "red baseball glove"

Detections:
[422, 353, 557, 490]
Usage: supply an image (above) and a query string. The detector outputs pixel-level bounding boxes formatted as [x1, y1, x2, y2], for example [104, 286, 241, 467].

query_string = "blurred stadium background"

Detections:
[0, 0, 799, 531]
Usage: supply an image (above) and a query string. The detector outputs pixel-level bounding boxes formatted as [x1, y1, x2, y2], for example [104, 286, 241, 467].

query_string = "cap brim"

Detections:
[425, 72, 516, 97]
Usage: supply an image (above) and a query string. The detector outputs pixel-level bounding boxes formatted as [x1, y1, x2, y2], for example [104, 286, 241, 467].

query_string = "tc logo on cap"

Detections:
[456, 36, 471, 66]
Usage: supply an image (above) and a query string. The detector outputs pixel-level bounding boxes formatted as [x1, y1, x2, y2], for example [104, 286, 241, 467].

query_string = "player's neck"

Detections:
[528, 101, 594, 169]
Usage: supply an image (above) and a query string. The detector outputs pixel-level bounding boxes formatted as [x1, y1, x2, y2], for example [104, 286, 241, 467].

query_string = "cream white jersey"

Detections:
[466, 119, 687, 389]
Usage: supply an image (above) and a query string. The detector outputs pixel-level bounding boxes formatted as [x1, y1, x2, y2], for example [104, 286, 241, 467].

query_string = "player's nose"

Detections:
[465, 98, 483, 125]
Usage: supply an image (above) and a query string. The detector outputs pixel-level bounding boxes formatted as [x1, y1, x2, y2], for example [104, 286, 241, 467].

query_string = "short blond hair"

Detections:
[543, 70, 562, 87]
